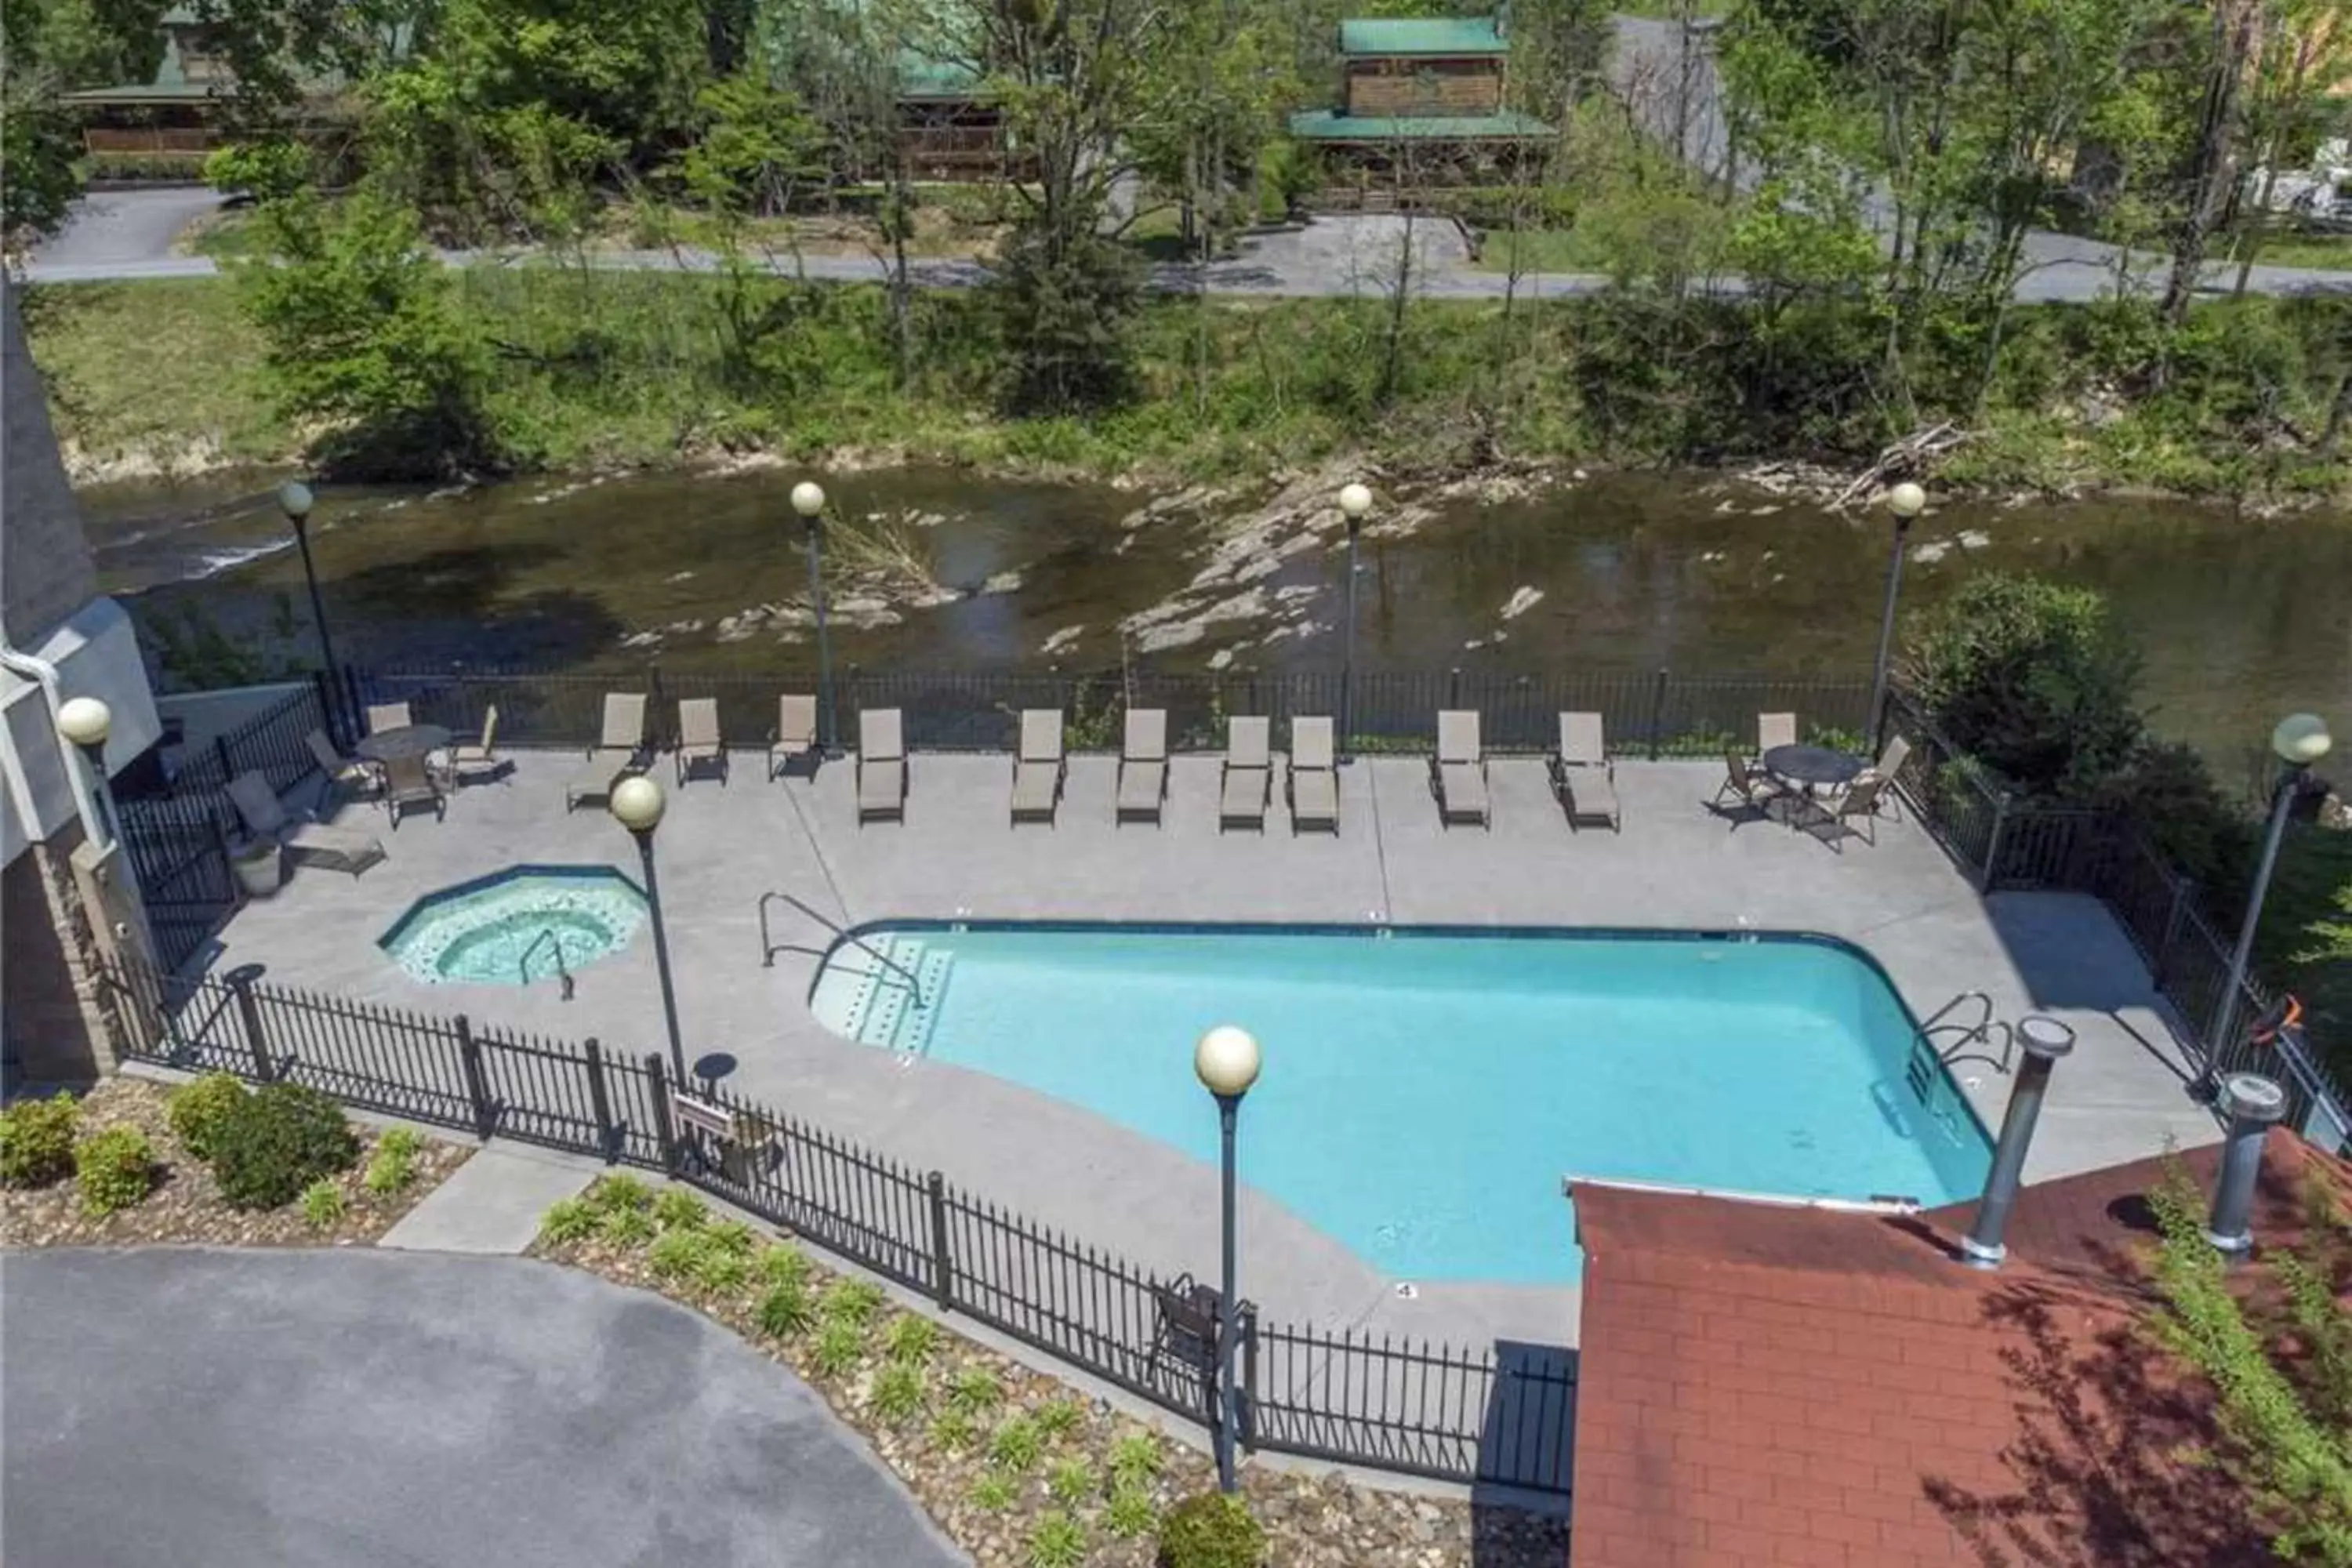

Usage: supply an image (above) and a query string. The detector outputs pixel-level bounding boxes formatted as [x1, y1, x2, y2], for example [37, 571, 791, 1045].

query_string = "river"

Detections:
[80, 465, 2352, 769]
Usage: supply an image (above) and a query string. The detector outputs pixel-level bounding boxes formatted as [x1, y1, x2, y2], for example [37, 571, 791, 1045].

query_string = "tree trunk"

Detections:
[2162, 0, 2263, 328]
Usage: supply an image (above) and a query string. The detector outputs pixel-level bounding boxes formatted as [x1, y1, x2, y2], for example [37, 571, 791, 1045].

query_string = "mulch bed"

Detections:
[538, 1191, 1571, 1568]
[1, 1076, 470, 1248]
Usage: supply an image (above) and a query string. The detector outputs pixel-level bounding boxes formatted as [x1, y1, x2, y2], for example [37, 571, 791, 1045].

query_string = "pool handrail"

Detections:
[760, 888, 926, 1009]
[517, 925, 575, 1001]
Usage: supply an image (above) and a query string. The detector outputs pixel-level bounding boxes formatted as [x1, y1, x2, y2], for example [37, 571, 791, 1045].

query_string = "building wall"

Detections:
[2, 281, 100, 648]
[1345, 58, 1505, 118]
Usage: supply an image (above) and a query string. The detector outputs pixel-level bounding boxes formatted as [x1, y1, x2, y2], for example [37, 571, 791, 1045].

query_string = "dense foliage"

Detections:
[166, 1070, 252, 1162]
[1154, 1490, 1265, 1568]
[0, 1092, 82, 1188]
[73, 1124, 156, 1216]
[2149, 1166, 2352, 1563]
[208, 1080, 361, 1210]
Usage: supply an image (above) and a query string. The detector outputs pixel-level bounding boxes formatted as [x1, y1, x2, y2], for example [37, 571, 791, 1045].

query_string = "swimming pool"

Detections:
[808, 924, 1992, 1285]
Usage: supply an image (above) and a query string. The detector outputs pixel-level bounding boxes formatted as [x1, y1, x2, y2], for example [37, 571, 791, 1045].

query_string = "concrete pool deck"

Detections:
[194, 749, 2220, 1352]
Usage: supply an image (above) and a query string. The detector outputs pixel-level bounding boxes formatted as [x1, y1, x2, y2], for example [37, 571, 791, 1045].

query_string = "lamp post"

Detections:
[792, 481, 837, 757]
[611, 775, 688, 1083]
[2207, 712, 2332, 1085]
[277, 481, 342, 723]
[1194, 1022, 1261, 1494]
[1338, 483, 1372, 764]
[56, 695, 116, 851]
[1867, 481, 1927, 749]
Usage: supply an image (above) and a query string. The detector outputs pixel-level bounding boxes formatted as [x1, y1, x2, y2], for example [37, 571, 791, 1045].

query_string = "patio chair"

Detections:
[365, 701, 412, 735]
[227, 769, 385, 877]
[1846, 733, 1911, 815]
[857, 708, 907, 825]
[1011, 709, 1065, 826]
[1148, 1272, 1221, 1382]
[1806, 773, 1889, 851]
[563, 691, 648, 812]
[1288, 716, 1339, 834]
[1116, 709, 1169, 826]
[1711, 750, 1783, 822]
[768, 694, 818, 779]
[1430, 710, 1490, 829]
[305, 728, 382, 804]
[437, 704, 506, 788]
[1548, 711, 1620, 833]
[674, 697, 728, 786]
[1218, 717, 1272, 833]
[1758, 711, 1798, 753]
[379, 749, 447, 829]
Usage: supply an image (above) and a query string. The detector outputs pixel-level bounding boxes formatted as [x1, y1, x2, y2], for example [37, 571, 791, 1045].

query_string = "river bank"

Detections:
[24, 274, 2352, 503]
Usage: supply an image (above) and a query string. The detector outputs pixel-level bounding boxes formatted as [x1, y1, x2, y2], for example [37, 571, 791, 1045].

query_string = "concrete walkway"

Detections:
[0, 1248, 967, 1568]
[377, 1143, 597, 1254]
[195, 750, 2219, 1355]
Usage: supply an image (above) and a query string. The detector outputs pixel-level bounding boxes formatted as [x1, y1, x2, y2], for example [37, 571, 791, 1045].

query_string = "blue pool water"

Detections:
[379, 866, 648, 987]
[809, 924, 1992, 1284]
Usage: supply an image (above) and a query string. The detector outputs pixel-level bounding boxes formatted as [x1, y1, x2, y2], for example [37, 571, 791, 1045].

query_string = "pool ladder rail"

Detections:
[1906, 990, 2013, 1103]
[757, 891, 929, 1009]
[517, 926, 575, 1002]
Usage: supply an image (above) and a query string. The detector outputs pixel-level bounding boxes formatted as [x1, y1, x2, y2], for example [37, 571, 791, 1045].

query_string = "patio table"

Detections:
[354, 724, 453, 764]
[1762, 743, 1863, 829]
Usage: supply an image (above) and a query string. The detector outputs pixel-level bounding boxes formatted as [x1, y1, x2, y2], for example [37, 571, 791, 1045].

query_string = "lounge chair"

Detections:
[1116, 709, 1169, 826]
[1806, 774, 1889, 851]
[564, 691, 648, 811]
[674, 697, 728, 786]
[227, 769, 385, 877]
[857, 708, 907, 824]
[379, 749, 446, 829]
[768, 694, 818, 779]
[1712, 750, 1784, 821]
[1288, 716, 1338, 834]
[1430, 710, 1490, 829]
[306, 728, 381, 804]
[365, 701, 412, 735]
[1549, 711, 1620, 832]
[438, 705, 505, 788]
[1218, 717, 1272, 833]
[1011, 709, 1065, 826]
[1758, 711, 1798, 753]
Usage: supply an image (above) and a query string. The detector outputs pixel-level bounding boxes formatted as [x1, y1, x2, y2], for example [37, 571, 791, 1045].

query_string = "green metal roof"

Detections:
[1338, 18, 1508, 56]
[1289, 109, 1550, 141]
[895, 45, 982, 100]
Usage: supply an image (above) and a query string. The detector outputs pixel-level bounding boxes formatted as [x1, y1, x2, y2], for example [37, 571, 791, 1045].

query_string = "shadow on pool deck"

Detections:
[193, 749, 2220, 1355]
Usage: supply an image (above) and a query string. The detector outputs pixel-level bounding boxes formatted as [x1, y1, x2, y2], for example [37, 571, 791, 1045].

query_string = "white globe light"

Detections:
[56, 695, 112, 750]
[1194, 1025, 1261, 1098]
[1886, 482, 1927, 520]
[790, 481, 827, 518]
[609, 774, 666, 833]
[2273, 713, 2332, 767]
[277, 480, 315, 521]
[1338, 482, 1374, 521]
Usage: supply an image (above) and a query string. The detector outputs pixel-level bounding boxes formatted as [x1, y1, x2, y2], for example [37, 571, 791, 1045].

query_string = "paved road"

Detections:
[1, 1248, 966, 1568]
[27, 185, 227, 270]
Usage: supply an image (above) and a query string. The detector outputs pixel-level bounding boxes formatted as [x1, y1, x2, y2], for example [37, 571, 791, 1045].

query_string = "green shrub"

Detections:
[1107, 1486, 1159, 1539]
[756, 1277, 816, 1338]
[1028, 1511, 1087, 1568]
[1033, 1396, 1083, 1439]
[648, 1227, 712, 1285]
[883, 1314, 941, 1367]
[948, 1366, 1004, 1417]
[929, 1408, 978, 1451]
[166, 1073, 249, 1161]
[691, 1229, 753, 1295]
[1110, 1432, 1163, 1489]
[989, 1416, 1044, 1474]
[74, 1126, 155, 1216]
[872, 1363, 927, 1425]
[1156, 1491, 1265, 1568]
[362, 1127, 423, 1195]
[1, 1094, 80, 1188]
[590, 1174, 653, 1213]
[755, 1243, 812, 1290]
[820, 1277, 884, 1327]
[208, 1082, 359, 1210]
[539, 1196, 599, 1243]
[812, 1318, 865, 1377]
[1047, 1457, 1094, 1504]
[601, 1203, 658, 1246]
[300, 1178, 347, 1230]
[969, 1473, 1016, 1512]
[651, 1189, 707, 1231]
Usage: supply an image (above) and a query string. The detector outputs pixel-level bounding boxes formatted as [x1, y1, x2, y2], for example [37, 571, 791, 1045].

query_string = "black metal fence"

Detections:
[101, 956, 1576, 1497]
[345, 660, 1871, 759]
[1884, 693, 2352, 1145]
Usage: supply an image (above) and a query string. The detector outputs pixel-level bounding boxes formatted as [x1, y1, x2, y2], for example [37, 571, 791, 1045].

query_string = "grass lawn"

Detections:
[20, 278, 283, 470]
[2241, 232, 2352, 272]
[1470, 227, 1621, 274]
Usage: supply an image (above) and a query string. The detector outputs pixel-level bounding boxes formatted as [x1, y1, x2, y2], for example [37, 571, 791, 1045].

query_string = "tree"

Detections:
[2, 0, 177, 244]
[2161, 0, 2264, 329]
[233, 189, 495, 477]
[2147, 1164, 2352, 1563]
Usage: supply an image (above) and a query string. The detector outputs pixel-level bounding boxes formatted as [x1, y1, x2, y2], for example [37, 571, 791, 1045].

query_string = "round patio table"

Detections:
[1762, 742, 1864, 794]
[353, 724, 452, 764]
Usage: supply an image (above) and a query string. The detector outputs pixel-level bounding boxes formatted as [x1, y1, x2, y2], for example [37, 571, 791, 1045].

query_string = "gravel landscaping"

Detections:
[0, 1075, 470, 1247]
[532, 1177, 1573, 1568]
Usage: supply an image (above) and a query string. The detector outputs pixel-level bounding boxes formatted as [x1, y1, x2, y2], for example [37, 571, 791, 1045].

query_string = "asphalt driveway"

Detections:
[1, 1248, 966, 1568]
